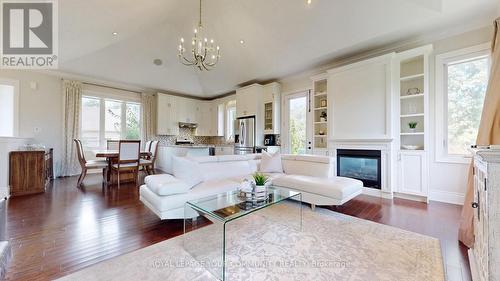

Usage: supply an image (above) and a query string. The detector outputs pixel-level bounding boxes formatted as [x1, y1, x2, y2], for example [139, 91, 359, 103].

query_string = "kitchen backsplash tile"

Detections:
[153, 128, 233, 146]
[153, 128, 280, 147]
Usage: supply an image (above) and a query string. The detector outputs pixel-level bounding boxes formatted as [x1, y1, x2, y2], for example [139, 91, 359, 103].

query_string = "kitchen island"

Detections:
[156, 145, 213, 174]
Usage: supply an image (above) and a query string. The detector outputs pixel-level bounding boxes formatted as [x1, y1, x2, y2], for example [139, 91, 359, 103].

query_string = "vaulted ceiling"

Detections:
[58, 0, 499, 98]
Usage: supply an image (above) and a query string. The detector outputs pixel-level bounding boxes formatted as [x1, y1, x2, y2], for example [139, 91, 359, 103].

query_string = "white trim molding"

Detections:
[428, 189, 465, 205]
[435, 43, 491, 164]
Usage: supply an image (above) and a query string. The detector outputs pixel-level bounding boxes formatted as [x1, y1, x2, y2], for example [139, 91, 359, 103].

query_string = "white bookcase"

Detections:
[311, 74, 329, 155]
[395, 45, 432, 200]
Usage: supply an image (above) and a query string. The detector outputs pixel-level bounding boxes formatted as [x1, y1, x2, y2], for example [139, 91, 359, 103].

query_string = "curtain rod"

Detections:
[82, 82, 142, 94]
[61, 78, 142, 94]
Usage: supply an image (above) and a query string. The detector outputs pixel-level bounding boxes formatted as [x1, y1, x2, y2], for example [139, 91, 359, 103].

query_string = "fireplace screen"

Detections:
[337, 149, 381, 189]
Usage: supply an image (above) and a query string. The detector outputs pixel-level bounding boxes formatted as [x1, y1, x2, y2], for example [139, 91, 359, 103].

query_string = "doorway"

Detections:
[284, 91, 311, 155]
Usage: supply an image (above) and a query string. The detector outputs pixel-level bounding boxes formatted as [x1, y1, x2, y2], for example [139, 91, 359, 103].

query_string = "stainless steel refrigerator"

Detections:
[234, 116, 255, 154]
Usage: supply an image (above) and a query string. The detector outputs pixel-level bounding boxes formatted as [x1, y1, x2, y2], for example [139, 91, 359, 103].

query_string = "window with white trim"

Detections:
[436, 44, 490, 163]
[0, 80, 18, 137]
[81, 95, 141, 148]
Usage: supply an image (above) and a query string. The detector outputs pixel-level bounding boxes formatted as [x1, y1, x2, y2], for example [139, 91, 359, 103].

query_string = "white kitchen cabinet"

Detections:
[157, 93, 179, 135]
[236, 84, 263, 118]
[196, 101, 216, 136]
[397, 151, 428, 197]
[263, 82, 281, 134]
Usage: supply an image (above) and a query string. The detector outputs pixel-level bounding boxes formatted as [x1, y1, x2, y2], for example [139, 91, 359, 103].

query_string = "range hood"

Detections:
[178, 122, 198, 129]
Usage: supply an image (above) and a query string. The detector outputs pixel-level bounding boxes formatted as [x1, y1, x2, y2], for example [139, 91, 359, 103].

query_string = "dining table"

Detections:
[93, 150, 152, 183]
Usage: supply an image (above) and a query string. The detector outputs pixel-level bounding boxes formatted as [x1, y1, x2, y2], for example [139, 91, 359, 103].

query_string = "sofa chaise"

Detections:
[140, 154, 363, 220]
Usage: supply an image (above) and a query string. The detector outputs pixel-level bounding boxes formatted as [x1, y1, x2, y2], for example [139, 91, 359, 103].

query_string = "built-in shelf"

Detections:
[314, 135, 327, 138]
[315, 92, 327, 97]
[314, 107, 327, 111]
[314, 121, 327, 124]
[400, 132, 424, 136]
[400, 73, 424, 81]
[400, 113, 424, 118]
[400, 93, 424, 100]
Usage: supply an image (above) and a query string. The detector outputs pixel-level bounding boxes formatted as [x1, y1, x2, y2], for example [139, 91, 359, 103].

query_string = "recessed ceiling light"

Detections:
[239, 39, 245, 44]
[153, 59, 163, 66]
[112, 32, 118, 36]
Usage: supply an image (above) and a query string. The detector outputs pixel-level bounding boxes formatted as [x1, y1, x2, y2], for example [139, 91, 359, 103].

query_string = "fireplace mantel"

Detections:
[331, 138, 394, 144]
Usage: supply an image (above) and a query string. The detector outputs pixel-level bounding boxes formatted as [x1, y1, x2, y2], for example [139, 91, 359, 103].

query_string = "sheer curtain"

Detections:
[459, 18, 500, 247]
[61, 80, 83, 177]
[141, 93, 157, 146]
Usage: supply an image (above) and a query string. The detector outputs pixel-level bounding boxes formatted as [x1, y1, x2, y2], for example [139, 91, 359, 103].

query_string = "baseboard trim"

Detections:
[393, 192, 428, 203]
[362, 187, 393, 199]
[429, 190, 464, 205]
[0, 186, 8, 200]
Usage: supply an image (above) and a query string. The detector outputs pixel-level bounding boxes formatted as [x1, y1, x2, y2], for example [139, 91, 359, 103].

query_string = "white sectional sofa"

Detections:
[140, 154, 363, 220]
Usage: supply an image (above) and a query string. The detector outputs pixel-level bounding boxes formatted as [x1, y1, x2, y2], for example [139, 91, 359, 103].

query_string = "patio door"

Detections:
[283, 91, 312, 155]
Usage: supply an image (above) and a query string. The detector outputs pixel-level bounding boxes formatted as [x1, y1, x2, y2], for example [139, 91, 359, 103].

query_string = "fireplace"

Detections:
[337, 149, 381, 189]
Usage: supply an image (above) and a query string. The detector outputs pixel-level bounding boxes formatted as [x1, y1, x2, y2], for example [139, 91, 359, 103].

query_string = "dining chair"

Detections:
[111, 140, 141, 187]
[140, 140, 159, 175]
[74, 139, 108, 187]
[107, 140, 120, 150]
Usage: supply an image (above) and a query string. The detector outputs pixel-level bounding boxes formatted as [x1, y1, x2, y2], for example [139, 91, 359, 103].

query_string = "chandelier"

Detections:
[178, 0, 221, 71]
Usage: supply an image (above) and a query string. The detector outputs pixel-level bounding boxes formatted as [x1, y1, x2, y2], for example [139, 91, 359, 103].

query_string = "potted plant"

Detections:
[408, 122, 418, 132]
[252, 172, 269, 201]
[320, 111, 327, 122]
[252, 172, 269, 188]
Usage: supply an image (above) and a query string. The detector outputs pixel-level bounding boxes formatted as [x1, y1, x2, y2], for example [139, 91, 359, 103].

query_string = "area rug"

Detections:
[56, 202, 445, 281]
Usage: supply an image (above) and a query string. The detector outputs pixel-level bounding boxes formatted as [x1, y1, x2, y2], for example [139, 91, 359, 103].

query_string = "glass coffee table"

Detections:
[183, 186, 302, 280]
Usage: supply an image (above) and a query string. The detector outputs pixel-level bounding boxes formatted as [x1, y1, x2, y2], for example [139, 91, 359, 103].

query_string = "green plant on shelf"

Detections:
[408, 122, 418, 129]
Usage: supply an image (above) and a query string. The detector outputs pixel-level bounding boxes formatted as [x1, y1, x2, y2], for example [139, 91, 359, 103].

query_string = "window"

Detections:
[0, 80, 18, 137]
[81, 95, 141, 148]
[436, 44, 490, 163]
[226, 103, 236, 141]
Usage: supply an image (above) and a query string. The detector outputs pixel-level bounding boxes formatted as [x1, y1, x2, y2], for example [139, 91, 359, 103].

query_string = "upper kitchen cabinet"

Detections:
[262, 82, 281, 134]
[157, 93, 179, 135]
[195, 101, 217, 136]
[236, 84, 263, 118]
[177, 97, 198, 124]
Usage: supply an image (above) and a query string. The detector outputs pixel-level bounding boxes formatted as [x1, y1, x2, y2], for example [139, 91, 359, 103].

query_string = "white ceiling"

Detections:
[58, 0, 499, 98]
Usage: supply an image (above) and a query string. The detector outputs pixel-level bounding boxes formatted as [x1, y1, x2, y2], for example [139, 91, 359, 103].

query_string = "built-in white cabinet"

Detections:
[311, 74, 328, 154]
[236, 84, 263, 118]
[157, 93, 179, 135]
[394, 45, 432, 200]
[397, 151, 428, 197]
[262, 82, 281, 134]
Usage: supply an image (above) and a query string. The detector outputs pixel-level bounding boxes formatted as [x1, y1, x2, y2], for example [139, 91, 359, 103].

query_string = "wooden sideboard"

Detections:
[9, 149, 53, 197]
[469, 148, 500, 281]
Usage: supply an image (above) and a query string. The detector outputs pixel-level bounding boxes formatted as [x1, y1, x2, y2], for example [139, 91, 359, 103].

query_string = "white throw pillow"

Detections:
[145, 174, 192, 196]
[260, 151, 283, 173]
[172, 156, 203, 188]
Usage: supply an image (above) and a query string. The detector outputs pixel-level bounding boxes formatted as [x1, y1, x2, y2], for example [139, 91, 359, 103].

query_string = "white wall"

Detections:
[0, 70, 63, 176]
[328, 56, 393, 139]
[278, 25, 493, 204]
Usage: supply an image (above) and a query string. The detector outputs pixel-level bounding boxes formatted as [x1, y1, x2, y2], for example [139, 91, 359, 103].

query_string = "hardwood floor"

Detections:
[0, 174, 470, 281]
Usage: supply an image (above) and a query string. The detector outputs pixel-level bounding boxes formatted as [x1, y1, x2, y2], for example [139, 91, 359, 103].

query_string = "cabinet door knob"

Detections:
[471, 202, 479, 209]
